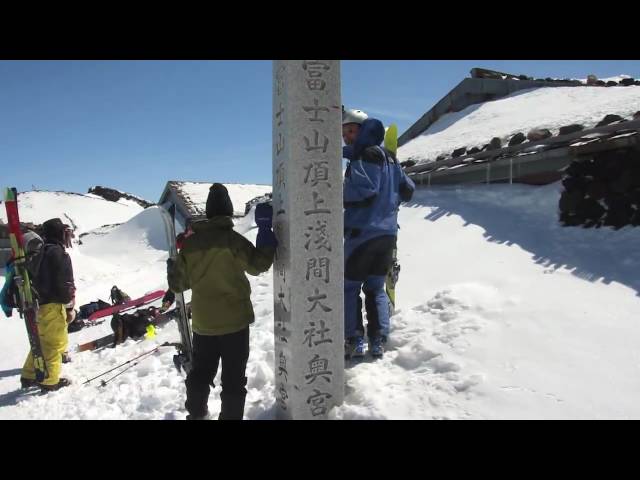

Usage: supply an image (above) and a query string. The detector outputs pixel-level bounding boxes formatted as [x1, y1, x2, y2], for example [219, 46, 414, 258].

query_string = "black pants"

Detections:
[185, 327, 250, 420]
[345, 235, 396, 339]
[345, 235, 396, 281]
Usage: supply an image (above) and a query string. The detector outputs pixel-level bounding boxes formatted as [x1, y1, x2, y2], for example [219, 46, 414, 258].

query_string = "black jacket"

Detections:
[34, 242, 75, 305]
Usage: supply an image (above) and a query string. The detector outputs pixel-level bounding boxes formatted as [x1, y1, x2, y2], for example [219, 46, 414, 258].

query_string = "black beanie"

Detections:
[205, 183, 234, 218]
[42, 218, 65, 244]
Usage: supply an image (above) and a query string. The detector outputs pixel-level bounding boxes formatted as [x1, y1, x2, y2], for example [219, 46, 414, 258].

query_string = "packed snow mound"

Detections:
[398, 85, 640, 165]
[0, 190, 144, 235]
[66, 206, 172, 310]
[175, 182, 271, 217]
[80, 206, 169, 258]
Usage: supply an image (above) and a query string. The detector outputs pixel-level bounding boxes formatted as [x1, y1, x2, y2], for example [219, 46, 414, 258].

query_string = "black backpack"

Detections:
[3, 231, 46, 305]
[381, 147, 414, 203]
[111, 308, 155, 343]
[1, 231, 47, 314]
[78, 299, 111, 320]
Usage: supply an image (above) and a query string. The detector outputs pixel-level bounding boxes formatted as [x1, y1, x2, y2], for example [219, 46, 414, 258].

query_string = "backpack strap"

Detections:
[375, 145, 398, 165]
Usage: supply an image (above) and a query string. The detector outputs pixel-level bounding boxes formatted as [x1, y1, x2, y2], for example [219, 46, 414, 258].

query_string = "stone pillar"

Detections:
[272, 60, 344, 419]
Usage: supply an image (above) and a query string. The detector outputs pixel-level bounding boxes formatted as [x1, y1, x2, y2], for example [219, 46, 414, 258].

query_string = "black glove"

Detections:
[255, 203, 273, 230]
[167, 258, 176, 276]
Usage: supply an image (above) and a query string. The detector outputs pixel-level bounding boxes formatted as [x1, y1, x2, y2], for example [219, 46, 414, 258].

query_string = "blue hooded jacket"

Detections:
[343, 118, 415, 239]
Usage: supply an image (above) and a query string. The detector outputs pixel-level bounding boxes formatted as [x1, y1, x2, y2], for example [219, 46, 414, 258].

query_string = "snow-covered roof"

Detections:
[398, 85, 640, 166]
[162, 181, 272, 218]
[579, 74, 634, 84]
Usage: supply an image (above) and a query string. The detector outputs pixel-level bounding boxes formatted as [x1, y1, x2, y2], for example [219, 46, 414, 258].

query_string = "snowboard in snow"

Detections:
[76, 307, 183, 352]
[87, 290, 165, 322]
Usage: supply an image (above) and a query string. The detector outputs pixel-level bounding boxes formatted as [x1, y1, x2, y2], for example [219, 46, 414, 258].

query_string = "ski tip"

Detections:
[3, 187, 16, 201]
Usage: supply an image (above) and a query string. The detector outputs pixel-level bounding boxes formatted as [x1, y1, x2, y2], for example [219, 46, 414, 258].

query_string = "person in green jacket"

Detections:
[167, 183, 276, 420]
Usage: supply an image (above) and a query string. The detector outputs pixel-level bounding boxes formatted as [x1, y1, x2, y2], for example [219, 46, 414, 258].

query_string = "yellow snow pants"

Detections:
[21, 303, 68, 386]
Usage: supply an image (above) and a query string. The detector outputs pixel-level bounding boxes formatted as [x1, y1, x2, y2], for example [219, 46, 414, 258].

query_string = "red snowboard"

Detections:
[87, 290, 165, 322]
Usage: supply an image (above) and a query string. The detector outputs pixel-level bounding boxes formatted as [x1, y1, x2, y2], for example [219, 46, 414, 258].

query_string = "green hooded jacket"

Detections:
[167, 216, 275, 336]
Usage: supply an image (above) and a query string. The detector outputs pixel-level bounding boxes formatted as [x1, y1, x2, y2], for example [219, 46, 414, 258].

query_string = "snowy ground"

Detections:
[398, 85, 640, 165]
[334, 183, 640, 419]
[2, 183, 640, 419]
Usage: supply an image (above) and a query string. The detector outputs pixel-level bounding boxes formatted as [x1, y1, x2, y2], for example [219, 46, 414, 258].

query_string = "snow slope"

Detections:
[0, 191, 144, 235]
[2, 182, 640, 419]
[398, 85, 640, 165]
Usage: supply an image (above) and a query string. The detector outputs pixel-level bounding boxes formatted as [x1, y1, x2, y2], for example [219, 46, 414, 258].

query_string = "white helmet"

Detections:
[342, 107, 368, 125]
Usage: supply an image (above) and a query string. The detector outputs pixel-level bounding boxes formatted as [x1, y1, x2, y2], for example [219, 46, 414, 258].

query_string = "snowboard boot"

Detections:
[369, 335, 387, 359]
[40, 377, 72, 393]
[20, 377, 38, 389]
[344, 336, 366, 360]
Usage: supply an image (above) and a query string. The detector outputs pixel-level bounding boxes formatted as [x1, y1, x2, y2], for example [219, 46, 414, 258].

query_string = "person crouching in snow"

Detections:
[167, 183, 276, 420]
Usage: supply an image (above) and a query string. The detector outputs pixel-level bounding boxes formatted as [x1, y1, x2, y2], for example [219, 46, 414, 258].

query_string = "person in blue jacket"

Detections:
[342, 108, 415, 359]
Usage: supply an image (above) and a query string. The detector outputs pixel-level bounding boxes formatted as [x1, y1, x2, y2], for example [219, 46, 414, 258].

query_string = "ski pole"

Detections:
[82, 346, 162, 385]
[99, 354, 154, 387]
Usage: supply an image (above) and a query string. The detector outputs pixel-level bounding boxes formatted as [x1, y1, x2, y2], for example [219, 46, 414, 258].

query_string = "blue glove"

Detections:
[256, 228, 278, 248]
[255, 202, 273, 230]
[343, 145, 355, 161]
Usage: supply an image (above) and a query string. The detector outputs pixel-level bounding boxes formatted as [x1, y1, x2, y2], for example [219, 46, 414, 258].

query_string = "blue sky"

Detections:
[2, 60, 639, 201]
